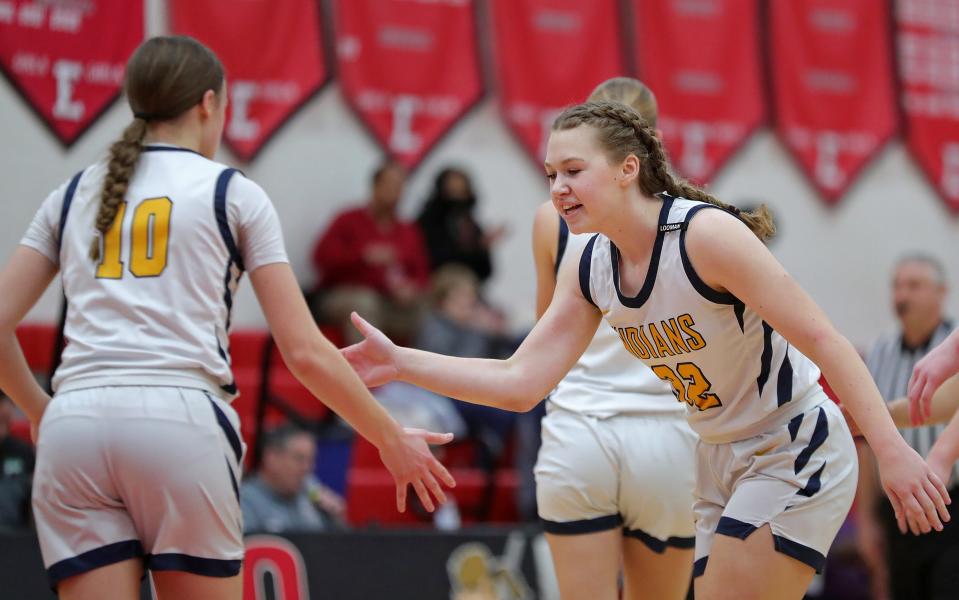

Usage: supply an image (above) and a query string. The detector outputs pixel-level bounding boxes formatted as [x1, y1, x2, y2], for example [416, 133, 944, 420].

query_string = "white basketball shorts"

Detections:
[32, 386, 245, 587]
[692, 397, 857, 577]
[535, 406, 697, 551]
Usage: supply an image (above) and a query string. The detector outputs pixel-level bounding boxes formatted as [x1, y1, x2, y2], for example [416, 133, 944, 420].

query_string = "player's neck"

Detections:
[605, 194, 661, 264]
[143, 126, 202, 154]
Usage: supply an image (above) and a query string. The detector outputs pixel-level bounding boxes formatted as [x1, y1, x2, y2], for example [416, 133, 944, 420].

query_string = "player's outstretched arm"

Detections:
[885, 374, 959, 428]
[343, 254, 601, 413]
[909, 329, 959, 424]
[250, 262, 455, 513]
[685, 209, 950, 536]
[927, 405, 959, 486]
[0, 247, 58, 437]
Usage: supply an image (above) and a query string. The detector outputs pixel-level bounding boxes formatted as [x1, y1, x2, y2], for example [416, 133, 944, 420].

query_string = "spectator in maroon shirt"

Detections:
[312, 161, 430, 343]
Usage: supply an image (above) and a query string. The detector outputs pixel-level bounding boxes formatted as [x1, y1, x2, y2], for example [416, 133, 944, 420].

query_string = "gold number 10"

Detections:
[96, 197, 172, 279]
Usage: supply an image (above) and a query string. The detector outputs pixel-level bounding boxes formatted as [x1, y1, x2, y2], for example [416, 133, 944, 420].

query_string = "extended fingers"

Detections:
[925, 476, 951, 523]
[396, 481, 408, 513]
[902, 494, 933, 534]
[430, 457, 456, 488]
[412, 479, 433, 512]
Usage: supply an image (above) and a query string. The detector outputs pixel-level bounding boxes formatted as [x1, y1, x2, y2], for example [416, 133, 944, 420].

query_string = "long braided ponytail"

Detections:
[90, 36, 224, 261]
[90, 118, 147, 260]
[552, 101, 776, 241]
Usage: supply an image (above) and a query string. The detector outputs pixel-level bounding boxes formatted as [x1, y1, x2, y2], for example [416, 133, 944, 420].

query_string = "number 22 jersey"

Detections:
[580, 195, 821, 443]
[20, 145, 289, 398]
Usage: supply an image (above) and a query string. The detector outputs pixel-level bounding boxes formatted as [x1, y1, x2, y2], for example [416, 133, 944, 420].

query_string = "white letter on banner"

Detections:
[52, 60, 84, 121]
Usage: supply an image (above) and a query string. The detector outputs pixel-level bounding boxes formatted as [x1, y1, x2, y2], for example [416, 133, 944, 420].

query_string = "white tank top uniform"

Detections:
[534, 216, 698, 550]
[580, 195, 857, 575]
[20, 145, 289, 586]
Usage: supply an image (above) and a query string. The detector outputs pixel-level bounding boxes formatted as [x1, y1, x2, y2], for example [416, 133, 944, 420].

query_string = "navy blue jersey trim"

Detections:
[733, 301, 746, 333]
[142, 145, 204, 157]
[788, 412, 804, 442]
[47, 539, 144, 586]
[207, 394, 242, 464]
[622, 527, 695, 553]
[693, 556, 708, 578]
[797, 462, 826, 498]
[757, 322, 774, 396]
[214, 168, 244, 271]
[679, 205, 739, 305]
[772, 535, 826, 573]
[225, 456, 240, 501]
[555, 216, 569, 275]
[57, 170, 84, 252]
[777, 348, 794, 407]
[578, 235, 599, 308]
[146, 553, 242, 577]
[794, 407, 828, 474]
[716, 516, 758, 540]
[610, 196, 672, 308]
[540, 513, 623, 535]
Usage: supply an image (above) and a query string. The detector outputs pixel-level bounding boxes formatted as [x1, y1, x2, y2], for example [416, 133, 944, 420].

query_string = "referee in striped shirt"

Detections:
[856, 253, 957, 600]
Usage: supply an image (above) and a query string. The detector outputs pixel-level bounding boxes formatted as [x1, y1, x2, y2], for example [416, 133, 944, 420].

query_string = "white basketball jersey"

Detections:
[549, 218, 679, 417]
[582, 196, 821, 443]
[20, 145, 288, 398]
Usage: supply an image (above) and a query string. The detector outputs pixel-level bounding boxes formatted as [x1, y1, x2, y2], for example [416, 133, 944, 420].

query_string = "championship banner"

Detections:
[170, 0, 328, 162]
[0, 0, 143, 146]
[770, 0, 898, 204]
[334, 0, 483, 169]
[631, 0, 764, 185]
[490, 0, 626, 163]
[896, 0, 959, 212]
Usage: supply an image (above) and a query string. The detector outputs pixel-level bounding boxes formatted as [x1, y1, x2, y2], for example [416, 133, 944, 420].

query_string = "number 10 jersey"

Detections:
[581, 195, 821, 444]
[20, 145, 288, 399]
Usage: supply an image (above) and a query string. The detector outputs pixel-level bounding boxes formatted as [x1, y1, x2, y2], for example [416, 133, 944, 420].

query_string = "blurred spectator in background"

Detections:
[0, 395, 33, 530]
[855, 253, 959, 600]
[416, 167, 506, 284]
[312, 161, 430, 343]
[241, 425, 346, 534]
[416, 265, 518, 467]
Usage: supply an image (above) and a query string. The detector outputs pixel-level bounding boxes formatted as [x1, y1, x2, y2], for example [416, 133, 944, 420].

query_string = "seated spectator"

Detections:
[312, 161, 430, 344]
[0, 395, 34, 530]
[415, 266, 518, 465]
[416, 167, 506, 283]
[241, 425, 345, 534]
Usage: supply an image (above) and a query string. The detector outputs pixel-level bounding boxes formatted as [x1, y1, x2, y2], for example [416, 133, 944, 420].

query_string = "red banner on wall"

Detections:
[896, 0, 959, 212]
[171, 0, 328, 162]
[490, 0, 626, 163]
[0, 0, 142, 146]
[631, 0, 764, 185]
[770, 0, 899, 204]
[334, 0, 483, 170]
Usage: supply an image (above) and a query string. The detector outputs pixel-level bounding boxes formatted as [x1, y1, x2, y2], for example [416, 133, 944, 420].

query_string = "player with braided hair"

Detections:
[0, 36, 455, 600]
[343, 99, 950, 598]
[529, 78, 696, 600]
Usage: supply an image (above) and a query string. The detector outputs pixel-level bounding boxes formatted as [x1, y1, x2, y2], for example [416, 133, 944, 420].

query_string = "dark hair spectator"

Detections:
[241, 425, 346, 533]
[416, 167, 506, 283]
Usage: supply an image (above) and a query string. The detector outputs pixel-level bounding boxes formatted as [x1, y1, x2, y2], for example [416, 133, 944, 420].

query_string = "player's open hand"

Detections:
[379, 427, 456, 513]
[341, 312, 400, 387]
[908, 341, 959, 425]
[878, 445, 951, 535]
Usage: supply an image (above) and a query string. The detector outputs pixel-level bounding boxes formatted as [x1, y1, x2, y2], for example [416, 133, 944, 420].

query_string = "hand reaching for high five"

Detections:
[341, 312, 401, 388]
[380, 427, 456, 513]
[908, 334, 959, 425]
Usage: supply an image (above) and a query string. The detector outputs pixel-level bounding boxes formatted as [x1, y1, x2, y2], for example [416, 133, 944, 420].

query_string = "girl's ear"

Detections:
[619, 154, 640, 186]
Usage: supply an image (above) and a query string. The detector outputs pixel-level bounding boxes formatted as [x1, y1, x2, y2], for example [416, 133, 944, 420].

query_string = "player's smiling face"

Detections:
[544, 125, 621, 234]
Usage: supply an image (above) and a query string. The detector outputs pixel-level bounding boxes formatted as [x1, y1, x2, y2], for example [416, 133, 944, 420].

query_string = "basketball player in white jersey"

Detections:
[0, 36, 454, 600]
[532, 78, 695, 600]
[342, 100, 951, 598]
